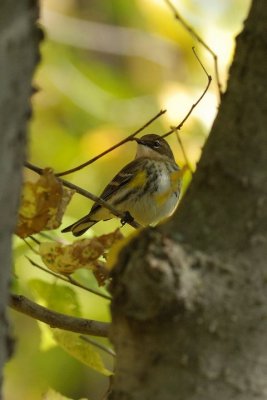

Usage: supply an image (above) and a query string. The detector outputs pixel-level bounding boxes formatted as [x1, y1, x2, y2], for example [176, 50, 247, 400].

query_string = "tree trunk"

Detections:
[0, 1, 40, 396]
[108, 0, 267, 399]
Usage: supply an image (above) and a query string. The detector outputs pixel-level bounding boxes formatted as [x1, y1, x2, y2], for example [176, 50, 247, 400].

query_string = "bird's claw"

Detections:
[120, 211, 134, 226]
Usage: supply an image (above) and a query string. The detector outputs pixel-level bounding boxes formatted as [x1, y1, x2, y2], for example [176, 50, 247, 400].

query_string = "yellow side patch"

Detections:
[154, 188, 172, 206]
[170, 169, 183, 190]
[155, 169, 184, 206]
[127, 170, 147, 189]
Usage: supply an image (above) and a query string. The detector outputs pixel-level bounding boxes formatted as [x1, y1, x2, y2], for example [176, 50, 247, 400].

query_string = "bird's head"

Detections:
[134, 134, 174, 160]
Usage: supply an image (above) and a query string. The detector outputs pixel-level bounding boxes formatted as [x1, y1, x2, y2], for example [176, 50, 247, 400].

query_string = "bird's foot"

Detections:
[120, 211, 134, 227]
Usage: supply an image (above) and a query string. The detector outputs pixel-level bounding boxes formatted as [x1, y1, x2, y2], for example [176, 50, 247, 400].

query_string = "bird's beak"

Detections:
[135, 138, 146, 145]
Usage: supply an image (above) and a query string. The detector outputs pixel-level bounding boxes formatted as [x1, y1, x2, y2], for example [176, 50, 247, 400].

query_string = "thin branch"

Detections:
[67, 275, 111, 301]
[162, 47, 211, 138]
[25, 162, 141, 229]
[164, 0, 222, 99]
[80, 335, 116, 358]
[55, 109, 166, 177]
[29, 235, 41, 245]
[27, 257, 111, 301]
[172, 128, 193, 174]
[23, 238, 39, 254]
[38, 232, 61, 242]
[9, 294, 109, 337]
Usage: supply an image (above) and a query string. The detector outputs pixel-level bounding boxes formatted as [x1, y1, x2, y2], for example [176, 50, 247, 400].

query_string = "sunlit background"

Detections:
[6, 0, 251, 399]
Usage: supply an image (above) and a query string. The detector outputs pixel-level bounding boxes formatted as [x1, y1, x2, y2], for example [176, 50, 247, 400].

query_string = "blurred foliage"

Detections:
[6, 0, 251, 399]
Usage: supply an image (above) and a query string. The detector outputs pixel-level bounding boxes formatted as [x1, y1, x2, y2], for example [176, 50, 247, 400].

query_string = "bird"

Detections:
[62, 134, 182, 236]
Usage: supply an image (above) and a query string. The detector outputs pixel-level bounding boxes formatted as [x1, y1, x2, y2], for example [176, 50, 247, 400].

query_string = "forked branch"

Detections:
[164, 0, 222, 98]
[163, 47, 212, 139]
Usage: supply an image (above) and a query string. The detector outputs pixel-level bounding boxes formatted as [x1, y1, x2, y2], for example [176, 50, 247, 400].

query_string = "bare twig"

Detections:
[80, 335, 116, 357]
[162, 47, 211, 139]
[29, 235, 41, 245]
[38, 232, 61, 242]
[55, 109, 166, 177]
[164, 0, 222, 99]
[67, 275, 111, 300]
[172, 128, 193, 174]
[25, 162, 141, 229]
[10, 294, 109, 337]
[23, 238, 39, 254]
[27, 257, 111, 300]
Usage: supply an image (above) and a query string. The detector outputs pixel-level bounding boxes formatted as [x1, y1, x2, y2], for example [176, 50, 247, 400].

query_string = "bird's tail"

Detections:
[61, 215, 97, 236]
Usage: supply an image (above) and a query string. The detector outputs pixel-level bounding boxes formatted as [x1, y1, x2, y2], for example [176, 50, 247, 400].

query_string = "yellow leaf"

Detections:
[39, 229, 123, 275]
[53, 329, 112, 376]
[106, 229, 139, 270]
[16, 168, 74, 238]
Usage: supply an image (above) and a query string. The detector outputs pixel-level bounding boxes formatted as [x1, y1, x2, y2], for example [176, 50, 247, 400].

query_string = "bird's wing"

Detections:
[90, 157, 145, 214]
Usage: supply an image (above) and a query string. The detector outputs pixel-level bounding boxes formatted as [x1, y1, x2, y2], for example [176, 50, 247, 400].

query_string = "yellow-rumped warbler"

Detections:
[62, 134, 182, 236]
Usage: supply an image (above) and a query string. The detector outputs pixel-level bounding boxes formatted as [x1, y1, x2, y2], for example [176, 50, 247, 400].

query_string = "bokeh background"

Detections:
[5, 0, 251, 399]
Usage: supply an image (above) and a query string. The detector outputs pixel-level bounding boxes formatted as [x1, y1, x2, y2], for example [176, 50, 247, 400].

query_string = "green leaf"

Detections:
[53, 329, 112, 376]
[29, 279, 81, 317]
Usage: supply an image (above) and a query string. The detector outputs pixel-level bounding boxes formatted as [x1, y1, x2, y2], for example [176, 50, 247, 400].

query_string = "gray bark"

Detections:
[0, 0, 40, 396]
[108, 0, 267, 399]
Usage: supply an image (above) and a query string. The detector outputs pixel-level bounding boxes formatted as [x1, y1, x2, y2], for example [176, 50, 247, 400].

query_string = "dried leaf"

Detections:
[16, 168, 74, 238]
[92, 261, 110, 286]
[39, 229, 123, 275]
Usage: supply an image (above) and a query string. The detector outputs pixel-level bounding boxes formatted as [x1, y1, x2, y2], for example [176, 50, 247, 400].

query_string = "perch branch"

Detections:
[24, 162, 141, 229]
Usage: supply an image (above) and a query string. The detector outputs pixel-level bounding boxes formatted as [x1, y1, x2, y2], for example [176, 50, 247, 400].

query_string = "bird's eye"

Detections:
[153, 140, 160, 148]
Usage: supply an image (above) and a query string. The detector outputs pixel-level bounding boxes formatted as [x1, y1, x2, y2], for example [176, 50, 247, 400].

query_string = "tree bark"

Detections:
[0, 0, 41, 396]
[108, 0, 267, 399]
